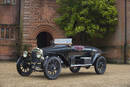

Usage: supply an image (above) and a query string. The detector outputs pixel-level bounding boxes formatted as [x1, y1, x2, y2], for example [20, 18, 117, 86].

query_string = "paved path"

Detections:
[0, 62, 130, 87]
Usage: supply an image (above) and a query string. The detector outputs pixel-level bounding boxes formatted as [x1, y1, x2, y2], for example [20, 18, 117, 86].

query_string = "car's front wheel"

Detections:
[16, 57, 32, 76]
[43, 57, 61, 80]
[70, 66, 80, 73]
[94, 56, 106, 74]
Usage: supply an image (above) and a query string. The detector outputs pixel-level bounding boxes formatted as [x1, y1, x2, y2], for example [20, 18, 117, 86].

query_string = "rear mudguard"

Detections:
[43, 56, 63, 68]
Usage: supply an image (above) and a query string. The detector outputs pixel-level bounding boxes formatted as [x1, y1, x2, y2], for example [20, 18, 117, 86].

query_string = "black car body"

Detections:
[16, 39, 107, 80]
[42, 45, 101, 66]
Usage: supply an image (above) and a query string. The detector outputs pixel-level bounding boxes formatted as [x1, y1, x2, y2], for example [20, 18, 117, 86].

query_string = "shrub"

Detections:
[55, 0, 118, 39]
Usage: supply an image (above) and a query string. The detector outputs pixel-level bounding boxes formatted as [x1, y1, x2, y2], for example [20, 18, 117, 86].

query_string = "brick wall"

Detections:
[0, 25, 18, 60]
[126, 0, 130, 63]
[0, 40, 17, 60]
[22, 0, 65, 47]
[0, 0, 19, 60]
[0, 0, 19, 24]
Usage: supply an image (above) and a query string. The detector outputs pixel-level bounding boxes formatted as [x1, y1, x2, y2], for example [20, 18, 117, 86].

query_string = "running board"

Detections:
[71, 64, 92, 67]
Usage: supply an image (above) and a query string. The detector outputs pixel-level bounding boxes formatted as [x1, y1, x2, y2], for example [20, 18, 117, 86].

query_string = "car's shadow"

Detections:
[29, 72, 97, 80]
[60, 72, 96, 78]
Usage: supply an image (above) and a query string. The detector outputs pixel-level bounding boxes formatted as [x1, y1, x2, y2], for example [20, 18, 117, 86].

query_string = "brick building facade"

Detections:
[0, 0, 130, 63]
[0, 0, 19, 59]
[21, 0, 65, 48]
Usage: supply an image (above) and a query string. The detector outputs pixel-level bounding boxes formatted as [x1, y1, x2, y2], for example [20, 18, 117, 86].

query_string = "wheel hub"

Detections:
[50, 64, 56, 72]
[99, 62, 104, 68]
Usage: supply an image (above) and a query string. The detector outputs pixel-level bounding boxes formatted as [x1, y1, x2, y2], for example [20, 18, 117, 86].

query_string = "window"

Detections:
[0, 27, 15, 40]
[2, 0, 16, 5]
[1, 28, 4, 39]
[6, 28, 9, 38]
[6, 0, 11, 4]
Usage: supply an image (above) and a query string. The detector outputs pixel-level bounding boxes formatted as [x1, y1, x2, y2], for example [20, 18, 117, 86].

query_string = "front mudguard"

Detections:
[16, 57, 23, 65]
[16, 56, 31, 65]
[92, 53, 102, 65]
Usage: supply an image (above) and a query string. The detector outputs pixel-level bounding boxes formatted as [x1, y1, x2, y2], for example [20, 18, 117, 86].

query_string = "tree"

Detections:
[55, 0, 118, 42]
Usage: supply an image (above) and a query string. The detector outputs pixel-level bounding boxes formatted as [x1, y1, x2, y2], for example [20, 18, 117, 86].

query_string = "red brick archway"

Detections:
[36, 32, 53, 48]
[28, 25, 65, 48]
[31, 25, 61, 40]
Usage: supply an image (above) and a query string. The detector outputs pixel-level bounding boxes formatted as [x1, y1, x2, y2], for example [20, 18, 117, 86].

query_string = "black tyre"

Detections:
[94, 56, 106, 74]
[44, 57, 61, 80]
[70, 66, 80, 73]
[16, 57, 32, 76]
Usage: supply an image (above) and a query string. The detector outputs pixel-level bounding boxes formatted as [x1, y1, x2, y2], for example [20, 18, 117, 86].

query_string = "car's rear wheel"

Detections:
[94, 56, 106, 74]
[44, 57, 61, 80]
[70, 66, 80, 73]
[16, 57, 32, 76]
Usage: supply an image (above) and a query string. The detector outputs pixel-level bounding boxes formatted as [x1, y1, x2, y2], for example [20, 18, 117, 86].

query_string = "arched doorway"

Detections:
[36, 32, 53, 48]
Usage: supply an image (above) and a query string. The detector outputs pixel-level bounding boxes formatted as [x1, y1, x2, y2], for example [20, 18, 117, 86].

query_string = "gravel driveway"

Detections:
[0, 62, 130, 87]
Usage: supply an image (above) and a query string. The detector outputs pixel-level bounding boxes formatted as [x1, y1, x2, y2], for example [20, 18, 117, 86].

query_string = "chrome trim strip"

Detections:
[80, 57, 91, 59]
[71, 64, 92, 67]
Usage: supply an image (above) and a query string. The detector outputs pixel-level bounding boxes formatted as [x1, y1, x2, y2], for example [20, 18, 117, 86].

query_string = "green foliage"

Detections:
[55, 0, 118, 38]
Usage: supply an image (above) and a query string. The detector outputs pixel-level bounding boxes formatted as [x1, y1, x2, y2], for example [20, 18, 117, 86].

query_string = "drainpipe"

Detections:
[18, 0, 21, 25]
[124, 0, 127, 64]
[18, 0, 21, 38]
[17, 0, 22, 58]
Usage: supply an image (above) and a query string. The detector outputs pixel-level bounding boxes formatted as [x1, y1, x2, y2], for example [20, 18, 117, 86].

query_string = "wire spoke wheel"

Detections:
[47, 60, 59, 76]
[17, 57, 32, 76]
[44, 57, 61, 80]
[94, 56, 106, 74]
[20, 61, 30, 72]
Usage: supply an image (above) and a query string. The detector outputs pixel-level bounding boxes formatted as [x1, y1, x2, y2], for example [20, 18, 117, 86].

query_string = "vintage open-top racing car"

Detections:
[16, 38, 107, 80]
